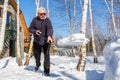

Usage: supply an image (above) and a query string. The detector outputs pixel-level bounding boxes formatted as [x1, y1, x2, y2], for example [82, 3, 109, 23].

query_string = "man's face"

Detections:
[38, 10, 46, 19]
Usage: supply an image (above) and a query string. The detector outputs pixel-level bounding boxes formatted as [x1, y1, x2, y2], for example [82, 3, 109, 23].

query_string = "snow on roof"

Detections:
[57, 33, 89, 47]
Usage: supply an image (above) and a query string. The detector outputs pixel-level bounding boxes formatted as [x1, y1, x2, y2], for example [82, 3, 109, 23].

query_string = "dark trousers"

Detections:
[33, 42, 50, 73]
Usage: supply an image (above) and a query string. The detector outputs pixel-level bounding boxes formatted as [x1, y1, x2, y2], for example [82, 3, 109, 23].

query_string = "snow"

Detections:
[57, 33, 89, 47]
[2, 34, 120, 80]
[57, 33, 120, 80]
[0, 55, 105, 80]
[103, 37, 120, 80]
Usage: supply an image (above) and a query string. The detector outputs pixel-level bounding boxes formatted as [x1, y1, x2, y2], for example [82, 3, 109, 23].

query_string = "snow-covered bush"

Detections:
[103, 37, 120, 80]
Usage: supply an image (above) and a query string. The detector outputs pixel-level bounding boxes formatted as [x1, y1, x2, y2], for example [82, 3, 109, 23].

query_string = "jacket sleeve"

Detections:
[46, 18, 53, 37]
[29, 18, 36, 34]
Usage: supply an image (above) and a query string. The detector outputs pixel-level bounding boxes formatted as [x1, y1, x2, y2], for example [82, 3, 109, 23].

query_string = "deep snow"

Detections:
[103, 37, 120, 80]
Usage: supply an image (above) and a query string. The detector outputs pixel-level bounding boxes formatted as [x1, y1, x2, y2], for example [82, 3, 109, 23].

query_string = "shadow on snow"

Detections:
[1, 59, 9, 69]
[86, 70, 104, 80]
[24, 65, 60, 78]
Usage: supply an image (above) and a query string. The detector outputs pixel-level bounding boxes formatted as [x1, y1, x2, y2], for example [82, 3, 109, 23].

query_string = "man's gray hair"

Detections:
[38, 7, 46, 13]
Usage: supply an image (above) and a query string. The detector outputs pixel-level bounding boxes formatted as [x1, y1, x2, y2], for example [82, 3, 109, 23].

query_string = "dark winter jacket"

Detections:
[29, 16, 53, 45]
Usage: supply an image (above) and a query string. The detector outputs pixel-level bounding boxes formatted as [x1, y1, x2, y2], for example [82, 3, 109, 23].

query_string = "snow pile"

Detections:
[57, 33, 89, 47]
[103, 37, 120, 80]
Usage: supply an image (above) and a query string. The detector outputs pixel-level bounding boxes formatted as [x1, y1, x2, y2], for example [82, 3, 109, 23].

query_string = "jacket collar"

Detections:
[36, 16, 47, 21]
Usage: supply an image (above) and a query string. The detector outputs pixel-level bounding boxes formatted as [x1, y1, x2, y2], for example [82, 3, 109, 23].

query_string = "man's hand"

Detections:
[47, 36, 53, 43]
[36, 30, 42, 36]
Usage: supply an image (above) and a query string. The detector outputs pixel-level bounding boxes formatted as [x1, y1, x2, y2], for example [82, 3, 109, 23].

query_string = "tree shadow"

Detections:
[24, 65, 42, 73]
[1, 59, 9, 69]
[50, 62, 65, 69]
[50, 73, 61, 78]
[86, 70, 104, 80]
[24, 65, 60, 78]
[60, 71, 80, 80]
[86, 58, 105, 65]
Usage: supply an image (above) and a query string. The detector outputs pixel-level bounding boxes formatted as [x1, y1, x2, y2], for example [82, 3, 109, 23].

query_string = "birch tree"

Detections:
[73, 0, 76, 34]
[47, 0, 49, 17]
[65, 0, 72, 35]
[36, 0, 40, 16]
[76, 0, 89, 71]
[64, 0, 77, 57]
[24, 0, 40, 66]
[64, 0, 75, 35]
[89, 0, 98, 63]
[0, 0, 9, 56]
[104, 0, 118, 37]
[16, 0, 23, 66]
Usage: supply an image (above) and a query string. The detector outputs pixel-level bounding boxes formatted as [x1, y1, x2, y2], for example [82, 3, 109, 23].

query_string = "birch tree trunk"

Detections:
[73, 0, 76, 33]
[47, 0, 49, 17]
[20, 27, 24, 58]
[24, 34, 34, 66]
[89, 0, 98, 63]
[76, 0, 89, 71]
[0, 0, 9, 56]
[65, 0, 72, 35]
[16, 0, 23, 66]
[71, 0, 76, 57]
[24, 0, 40, 66]
[65, 0, 76, 35]
[111, 0, 117, 37]
[104, 0, 117, 37]
[35, 0, 40, 16]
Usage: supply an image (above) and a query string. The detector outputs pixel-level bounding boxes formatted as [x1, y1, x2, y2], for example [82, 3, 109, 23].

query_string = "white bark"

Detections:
[111, 0, 117, 37]
[20, 27, 24, 58]
[89, 0, 98, 63]
[16, 0, 22, 66]
[104, 0, 117, 37]
[80, 0, 88, 34]
[24, 35, 34, 66]
[65, 0, 72, 35]
[0, 0, 9, 56]
[47, 0, 49, 17]
[73, 0, 76, 34]
[35, 0, 40, 16]
[65, 0, 76, 36]
[77, 0, 89, 71]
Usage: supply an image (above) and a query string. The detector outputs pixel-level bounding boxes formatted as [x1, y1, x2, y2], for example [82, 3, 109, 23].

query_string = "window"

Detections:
[0, 7, 3, 17]
[6, 11, 12, 27]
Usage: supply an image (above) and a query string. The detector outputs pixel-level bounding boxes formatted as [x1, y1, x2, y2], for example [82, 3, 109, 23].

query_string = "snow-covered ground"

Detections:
[3, 33, 120, 80]
[0, 55, 105, 80]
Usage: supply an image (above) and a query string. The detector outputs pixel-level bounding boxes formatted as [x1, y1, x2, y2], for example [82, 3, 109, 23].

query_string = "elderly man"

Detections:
[29, 7, 53, 76]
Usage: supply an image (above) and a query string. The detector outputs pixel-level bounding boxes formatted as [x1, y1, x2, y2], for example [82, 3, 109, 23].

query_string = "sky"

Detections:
[19, 0, 36, 27]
